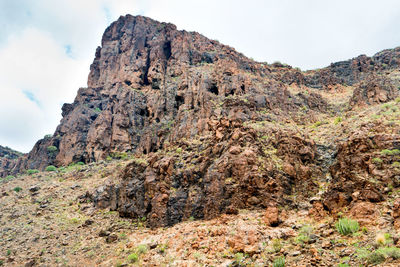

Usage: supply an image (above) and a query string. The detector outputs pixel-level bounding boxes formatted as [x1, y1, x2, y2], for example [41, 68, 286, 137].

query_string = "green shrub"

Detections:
[312, 121, 323, 128]
[47, 146, 57, 153]
[372, 157, 383, 164]
[395, 97, 400, 103]
[390, 149, 400, 155]
[176, 147, 182, 153]
[136, 244, 147, 254]
[336, 218, 359, 235]
[366, 250, 386, 265]
[27, 169, 39, 175]
[393, 162, 400, 168]
[157, 243, 168, 254]
[295, 233, 309, 245]
[127, 253, 138, 263]
[381, 149, 400, 156]
[94, 107, 101, 112]
[272, 238, 282, 252]
[338, 264, 350, 267]
[77, 161, 84, 165]
[358, 246, 400, 265]
[334, 117, 343, 125]
[361, 226, 368, 234]
[13, 187, 22, 193]
[234, 252, 244, 263]
[299, 224, 313, 235]
[5, 175, 15, 180]
[273, 256, 285, 267]
[70, 218, 79, 224]
[296, 224, 313, 245]
[109, 152, 128, 160]
[45, 165, 57, 172]
[377, 246, 400, 259]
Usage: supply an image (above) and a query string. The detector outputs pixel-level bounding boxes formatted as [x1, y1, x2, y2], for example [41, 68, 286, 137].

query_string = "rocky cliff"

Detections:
[0, 145, 23, 177]
[3, 15, 400, 228]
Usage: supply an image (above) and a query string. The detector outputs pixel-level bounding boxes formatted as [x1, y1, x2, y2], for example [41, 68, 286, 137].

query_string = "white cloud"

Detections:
[0, 0, 140, 152]
[145, 0, 400, 69]
[0, 27, 90, 152]
[1, 0, 400, 152]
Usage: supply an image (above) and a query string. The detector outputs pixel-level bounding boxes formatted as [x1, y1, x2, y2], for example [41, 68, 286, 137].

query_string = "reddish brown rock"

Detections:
[393, 198, 400, 229]
[349, 201, 378, 226]
[350, 75, 398, 107]
[264, 206, 280, 227]
[2, 15, 400, 230]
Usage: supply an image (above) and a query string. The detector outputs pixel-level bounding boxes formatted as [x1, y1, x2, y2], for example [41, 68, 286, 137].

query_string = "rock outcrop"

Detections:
[0, 145, 23, 177]
[2, 14, 400, 228]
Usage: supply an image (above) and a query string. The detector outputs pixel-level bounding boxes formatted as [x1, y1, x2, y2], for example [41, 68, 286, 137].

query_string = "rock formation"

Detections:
[0, 145, 23, 177]
[2, 14, 400, 228]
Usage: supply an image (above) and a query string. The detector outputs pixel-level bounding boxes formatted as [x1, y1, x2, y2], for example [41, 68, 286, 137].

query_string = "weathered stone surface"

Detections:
[2, 14, 400, 229]
[0, 145, 23, 177]
[350, 75, 399, 107]
[323, 126, 400, 213]
[3, 15, 399, 177]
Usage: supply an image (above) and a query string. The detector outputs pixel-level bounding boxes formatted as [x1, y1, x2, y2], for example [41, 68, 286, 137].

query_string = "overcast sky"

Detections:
[1, 0, 400, 153]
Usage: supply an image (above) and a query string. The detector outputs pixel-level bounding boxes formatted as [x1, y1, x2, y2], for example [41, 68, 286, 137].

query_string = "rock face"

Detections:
[323, 125, 400, 213]
[2, 14, 400, 227]
[349, 75, 398, 107]
[5, 15, 399, 175]
[0, 145, 23, 177]
[5, 14, 332, 174]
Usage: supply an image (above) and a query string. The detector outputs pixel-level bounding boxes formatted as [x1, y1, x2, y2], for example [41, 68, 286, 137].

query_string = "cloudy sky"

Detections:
[1, 0, 400, 152]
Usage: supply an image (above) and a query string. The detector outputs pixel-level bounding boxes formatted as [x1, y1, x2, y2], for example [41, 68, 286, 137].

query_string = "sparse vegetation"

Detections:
[109, 152, 128, 160]
[136, 244, 147, 255]
[45, 165, 57, 172]
[381, 149, 400, 156]
[127, 253, 138, 263]
[336, 218, 359, 236]
[273, 256, 285, 267]
[333, 116, 342, 125]
[272, 238, 282, 252]
[312, 121, 323, 128]
[47, 145, 57, 153]
[4, 175, 15, 181]
[366, 251, 386, 265]
[295, 224, 313, 245]
[372, 157, 383, 164]
[26, 169, 39, 175]
[233, 252, 244, 264]
[13, 186, 22, 193]
[2, 16, 400, 267]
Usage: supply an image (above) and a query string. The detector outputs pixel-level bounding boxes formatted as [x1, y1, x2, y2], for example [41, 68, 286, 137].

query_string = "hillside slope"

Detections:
[1, 14, 400, 266]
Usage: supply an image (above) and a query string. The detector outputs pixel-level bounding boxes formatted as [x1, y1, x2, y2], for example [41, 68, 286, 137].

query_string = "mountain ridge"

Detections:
[2, 14, 399, 177]
[1, 14, 400, 266]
